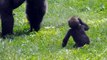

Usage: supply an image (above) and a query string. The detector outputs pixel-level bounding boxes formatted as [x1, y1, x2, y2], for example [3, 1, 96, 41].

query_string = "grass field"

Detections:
[0, 0, 107, 60]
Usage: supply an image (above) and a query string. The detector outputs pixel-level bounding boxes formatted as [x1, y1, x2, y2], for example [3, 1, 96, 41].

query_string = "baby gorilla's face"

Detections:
[68, 17, 81, 28]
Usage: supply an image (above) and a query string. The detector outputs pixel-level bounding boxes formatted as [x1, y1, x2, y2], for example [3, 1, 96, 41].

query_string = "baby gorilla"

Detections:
[62, 16, 90, 48]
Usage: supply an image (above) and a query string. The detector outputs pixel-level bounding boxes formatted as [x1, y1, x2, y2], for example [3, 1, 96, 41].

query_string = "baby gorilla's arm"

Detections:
[78, 18, 89, 31]
[62, 29, 71, 47]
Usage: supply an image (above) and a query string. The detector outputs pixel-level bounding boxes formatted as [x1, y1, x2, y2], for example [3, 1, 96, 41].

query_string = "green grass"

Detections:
[0, 0, 107, 60]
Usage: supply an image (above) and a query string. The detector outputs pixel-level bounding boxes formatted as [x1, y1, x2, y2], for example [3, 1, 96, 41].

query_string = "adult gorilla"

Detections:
[0, 0, 47, 37]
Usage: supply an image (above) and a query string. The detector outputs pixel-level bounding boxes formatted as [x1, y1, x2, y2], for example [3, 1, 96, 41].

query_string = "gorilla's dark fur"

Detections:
[62, 16, 90, 48]
[0, 0, 47, 37]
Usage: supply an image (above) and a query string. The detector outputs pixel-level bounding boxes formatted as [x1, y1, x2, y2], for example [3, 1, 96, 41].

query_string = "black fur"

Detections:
[62, 16, 90, 48]
[0, 0, 47, 37]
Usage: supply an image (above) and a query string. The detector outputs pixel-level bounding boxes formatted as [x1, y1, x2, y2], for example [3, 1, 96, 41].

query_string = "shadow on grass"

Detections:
[14, 28, 30, 36]
[0, 28, 36, 40]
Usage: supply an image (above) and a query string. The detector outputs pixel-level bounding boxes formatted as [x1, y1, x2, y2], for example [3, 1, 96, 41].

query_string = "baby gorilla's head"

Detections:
[68, 16, 81, 28]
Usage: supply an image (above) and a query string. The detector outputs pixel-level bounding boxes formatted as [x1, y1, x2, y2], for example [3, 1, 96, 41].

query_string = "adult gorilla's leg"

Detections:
[26, 0, 47, 32]
[1, 10, 14, 37]
[13, 0, 25, 9]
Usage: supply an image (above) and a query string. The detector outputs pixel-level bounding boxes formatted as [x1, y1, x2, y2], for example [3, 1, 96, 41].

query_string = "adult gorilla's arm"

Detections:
[13, 0, 25, 9]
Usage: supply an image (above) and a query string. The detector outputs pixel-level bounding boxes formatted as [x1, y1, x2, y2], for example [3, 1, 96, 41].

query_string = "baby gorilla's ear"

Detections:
[79, 24, 81, 26]
[68, 20, 71, 27]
